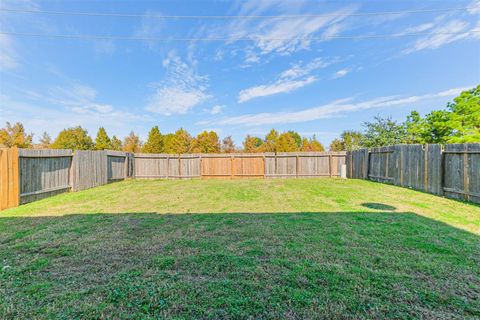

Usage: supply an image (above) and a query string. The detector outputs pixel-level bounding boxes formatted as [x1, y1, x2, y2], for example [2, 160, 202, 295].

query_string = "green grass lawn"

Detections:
[1, 178, 479, 319]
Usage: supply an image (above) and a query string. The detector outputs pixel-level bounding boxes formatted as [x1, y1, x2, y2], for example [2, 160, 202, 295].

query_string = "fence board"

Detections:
[0, 147, 19, 210]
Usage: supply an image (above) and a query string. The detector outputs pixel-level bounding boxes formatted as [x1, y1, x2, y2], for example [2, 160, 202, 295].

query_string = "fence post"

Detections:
[263, 154, 266, 179]
[231, 155, 234, 179]
[329, 153, 333, 178]
[464, 144, 469, 201]
[178, 155, 181, 179]
[423, 144, 428, 192]
[296, 154, 299, 178]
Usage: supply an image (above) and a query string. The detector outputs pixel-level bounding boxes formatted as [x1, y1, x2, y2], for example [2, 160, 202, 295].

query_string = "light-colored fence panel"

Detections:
[134, 153, 169, 179]
[266, 152, 346, 178]
[201, 154, 232, 179]
[18, 148, 72, 204]
[179, 155, 201, 178]
[233, 154, 265, 178]
[0, 147, 19, 210]
[72, 150, 107, 191]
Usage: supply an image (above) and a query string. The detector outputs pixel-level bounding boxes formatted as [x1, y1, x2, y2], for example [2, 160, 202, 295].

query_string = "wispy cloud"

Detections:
[239, 77, 316, 103]
[0, 34, 18, 69]
[333, 68, 351, 79]
[204, 105, 225, 115]
[208, 1, 358, 62]
[238, 57, 331, 102]
[46, 84, 113, 114]
[218, 86, 471, 126]
[146, 52, 210, 115]
[402, 5, 480, 55]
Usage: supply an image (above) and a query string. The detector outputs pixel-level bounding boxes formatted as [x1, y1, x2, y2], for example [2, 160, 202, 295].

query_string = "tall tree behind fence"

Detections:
[347, 143, 480, 204]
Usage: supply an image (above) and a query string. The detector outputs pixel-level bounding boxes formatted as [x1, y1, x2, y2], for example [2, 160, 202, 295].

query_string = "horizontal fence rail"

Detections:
[347, 143, 480, 204]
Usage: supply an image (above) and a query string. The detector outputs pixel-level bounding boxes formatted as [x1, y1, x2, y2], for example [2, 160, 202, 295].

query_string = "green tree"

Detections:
[95, 127, 112, 150]
[329, 131, 363, 151]
[361, 116, 406, 148]
[446, 85, 480, 142]
[263, 129, 279, 152]
[192, 131, 220, 153]
[287, 130, 302, 148]
[123, 131, 142, 152]
[302, 136, 325, 152]
[110, 135, 123, 151]
[52, 126, 93, 150]
[243, 135, 263, 153]
[329, 138, 344, 152]
[405, 111, 427, 144]
[172, 128, 193, 154]
[142, 126, 164, 153]
[0, 122, 33, 148]
[221, 136, 236, 153]
[38, 131, 52, 149]
[276, 132, 298, 152]
[163, 134, 177, 154]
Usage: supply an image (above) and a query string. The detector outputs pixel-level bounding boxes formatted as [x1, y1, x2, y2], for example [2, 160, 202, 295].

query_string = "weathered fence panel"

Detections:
[72, 150, 108, 191]
[347, 149, 369, 179]
[179, 155, 201, 178]
[106, 151, 128, 181]
[368, 146, 395, 183]
[265, 152, 346, 178]
[347, 143, 479, 204]
[0, 147, 19, 210]
[444, 144, 480, 203]
[18, 149, 73, 204]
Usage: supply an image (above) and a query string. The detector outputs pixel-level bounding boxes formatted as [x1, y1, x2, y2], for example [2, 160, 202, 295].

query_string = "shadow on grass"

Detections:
[361, 202, 396, 211]
[0, 211, 479, 319]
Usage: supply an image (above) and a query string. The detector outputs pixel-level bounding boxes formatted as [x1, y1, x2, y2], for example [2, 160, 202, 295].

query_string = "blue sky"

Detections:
[0, 0, 479, 147]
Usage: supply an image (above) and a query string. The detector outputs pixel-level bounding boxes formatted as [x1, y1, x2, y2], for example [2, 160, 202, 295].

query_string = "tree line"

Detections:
[1, 85, 478, 152]
[0, 123, 326, 153]
[329, 85, 479, 151]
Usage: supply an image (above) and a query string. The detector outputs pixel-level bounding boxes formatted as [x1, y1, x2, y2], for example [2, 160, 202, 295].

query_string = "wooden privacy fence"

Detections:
[347, 143, 480, 204]
[0, 149, 346, 209]
[0, 148, 133, 206]
[133, 152, 346, 179]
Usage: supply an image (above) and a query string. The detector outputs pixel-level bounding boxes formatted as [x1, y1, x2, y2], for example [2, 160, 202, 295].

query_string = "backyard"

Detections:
[1, 178, 479, 319]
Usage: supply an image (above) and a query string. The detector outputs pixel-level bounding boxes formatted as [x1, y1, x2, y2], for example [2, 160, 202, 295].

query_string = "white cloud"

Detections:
[146, 52, 210, 115]
[403, 20, 473, 54]
[46, 84, 115, 114]
[238, 57, 332, 103]
[239, 77, 316, 103]
[0, 34, 18, 69]
[204, 105, 225, 115]
[208, 1, 358, 62]
[219, 86, 471, 126]
[468, 0, 480, 14]
[0, 93, 148, 143]
[402, 3, 480, 55]
[333, 68, 350, 79]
